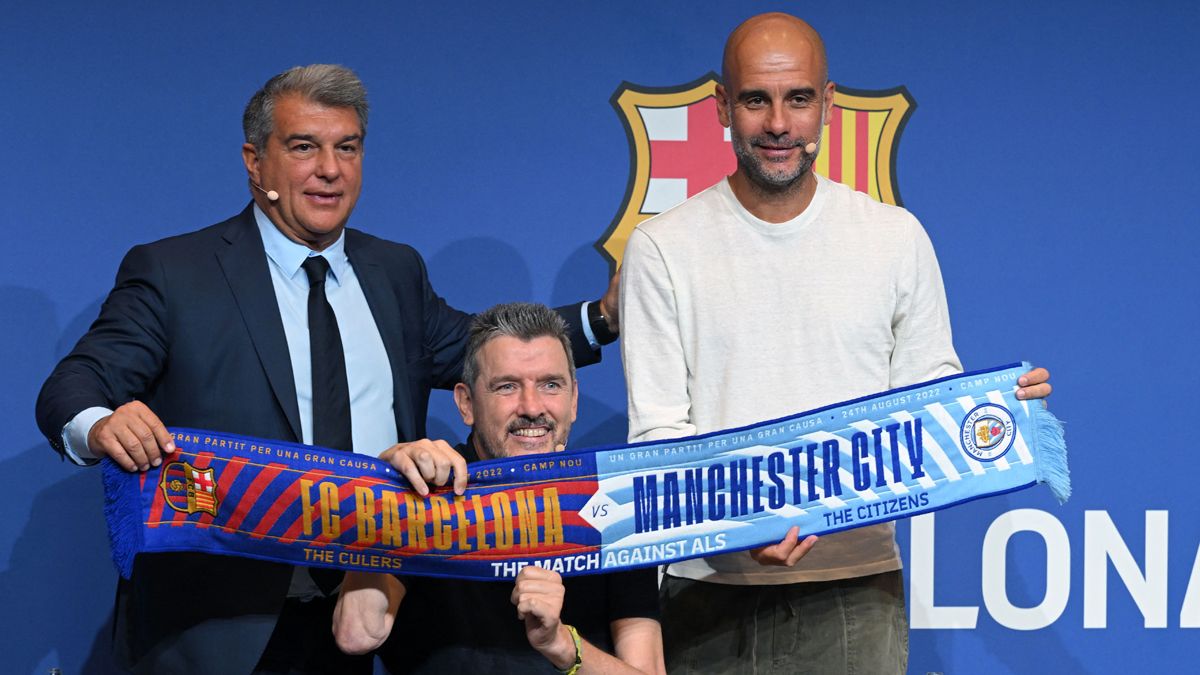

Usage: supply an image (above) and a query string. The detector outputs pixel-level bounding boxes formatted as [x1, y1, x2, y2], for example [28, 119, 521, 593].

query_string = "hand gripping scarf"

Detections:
[103, 362, 1067, 581]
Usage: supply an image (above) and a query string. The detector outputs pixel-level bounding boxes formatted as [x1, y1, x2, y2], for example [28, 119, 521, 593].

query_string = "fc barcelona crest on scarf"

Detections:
[596, 72, 916, 270]
[159, 461, 219, 516]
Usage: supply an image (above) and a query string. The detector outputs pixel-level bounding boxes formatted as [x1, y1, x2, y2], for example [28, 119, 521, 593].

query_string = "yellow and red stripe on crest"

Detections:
[813, 87, 913, 208]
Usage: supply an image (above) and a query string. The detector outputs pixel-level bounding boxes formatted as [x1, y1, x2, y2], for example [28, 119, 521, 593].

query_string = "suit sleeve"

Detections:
[556, 302, 601, 369]
[36, 244, 170, 456]
[408, 248, 601, 391]
[407, 250, 476, 391]
[620, 227, 696, 443]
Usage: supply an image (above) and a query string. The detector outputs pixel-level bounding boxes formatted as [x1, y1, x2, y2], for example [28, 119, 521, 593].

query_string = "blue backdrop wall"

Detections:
[2, 2, 1196, 673]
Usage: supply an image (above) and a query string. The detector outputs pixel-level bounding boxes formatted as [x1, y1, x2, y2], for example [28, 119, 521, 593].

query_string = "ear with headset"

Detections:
[250, 181, 279, 202]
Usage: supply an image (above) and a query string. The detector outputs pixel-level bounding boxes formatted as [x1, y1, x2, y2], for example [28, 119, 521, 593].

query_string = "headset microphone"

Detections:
[804, 142, 818, 154]
[251, 181, 279, 202]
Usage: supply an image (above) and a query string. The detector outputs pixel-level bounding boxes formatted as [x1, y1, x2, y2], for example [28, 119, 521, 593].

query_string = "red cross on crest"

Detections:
[647, 97, 736, 198]
[190, 467, 214, 493]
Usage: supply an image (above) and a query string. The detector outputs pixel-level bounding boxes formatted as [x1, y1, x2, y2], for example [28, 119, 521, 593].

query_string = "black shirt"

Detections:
[379, 441, 660, 674]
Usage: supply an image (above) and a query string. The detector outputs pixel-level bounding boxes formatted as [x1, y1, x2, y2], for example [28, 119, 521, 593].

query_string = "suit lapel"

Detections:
[346, 231, 415, 442]
[214, 205, 303, 441]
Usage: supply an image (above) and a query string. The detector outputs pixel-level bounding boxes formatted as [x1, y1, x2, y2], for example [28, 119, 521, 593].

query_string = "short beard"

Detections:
[477, 414, 563, 460]
[731, 131, 817, 194]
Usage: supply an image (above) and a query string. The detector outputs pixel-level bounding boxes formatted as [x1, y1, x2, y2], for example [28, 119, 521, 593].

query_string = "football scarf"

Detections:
[103, 362, 1067, 581]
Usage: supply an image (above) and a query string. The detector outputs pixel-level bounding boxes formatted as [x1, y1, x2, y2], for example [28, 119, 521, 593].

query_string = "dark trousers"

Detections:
[253, 595, 374, 675]
[660, 570, 908, 675]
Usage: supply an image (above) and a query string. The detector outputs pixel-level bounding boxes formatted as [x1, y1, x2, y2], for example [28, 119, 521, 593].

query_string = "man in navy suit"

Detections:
[35, 64, 617, 674]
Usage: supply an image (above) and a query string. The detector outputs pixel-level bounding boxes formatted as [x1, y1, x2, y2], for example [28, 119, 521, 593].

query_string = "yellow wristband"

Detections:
[557, 623, 582, 675]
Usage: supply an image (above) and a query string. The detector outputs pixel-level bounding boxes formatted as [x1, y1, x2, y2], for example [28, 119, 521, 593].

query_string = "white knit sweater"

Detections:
[620, 175, 962, 584]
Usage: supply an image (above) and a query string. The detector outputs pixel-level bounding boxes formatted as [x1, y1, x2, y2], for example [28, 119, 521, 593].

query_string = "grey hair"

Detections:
[242, 64, 369, 152]
[461, 303, 576, 389]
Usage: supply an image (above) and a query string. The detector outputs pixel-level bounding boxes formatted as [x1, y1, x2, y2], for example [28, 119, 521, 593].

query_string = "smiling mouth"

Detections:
[511, 427, 549, 438]
[509, 415, 556, 441]
[305, 192, 342, 204]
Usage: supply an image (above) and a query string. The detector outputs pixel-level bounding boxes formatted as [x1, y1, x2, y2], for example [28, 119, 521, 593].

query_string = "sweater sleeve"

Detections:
[889, 215, 963, 388]
[620, 227, 697, 443]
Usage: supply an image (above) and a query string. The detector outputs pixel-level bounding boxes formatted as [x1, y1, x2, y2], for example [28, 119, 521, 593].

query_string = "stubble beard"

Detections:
[477, 414, 567, 460]
[731, 130, 817, 195]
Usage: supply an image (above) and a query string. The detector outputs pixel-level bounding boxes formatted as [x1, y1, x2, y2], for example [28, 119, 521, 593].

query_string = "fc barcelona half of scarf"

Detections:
[103, 362, 1068, 581]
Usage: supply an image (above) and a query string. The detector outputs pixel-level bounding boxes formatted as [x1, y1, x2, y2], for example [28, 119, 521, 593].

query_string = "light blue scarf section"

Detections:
[582, 361, 1067, 570]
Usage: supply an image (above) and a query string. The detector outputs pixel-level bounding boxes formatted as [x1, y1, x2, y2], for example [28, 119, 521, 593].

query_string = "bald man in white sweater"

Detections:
[619, 13, 1052, 675]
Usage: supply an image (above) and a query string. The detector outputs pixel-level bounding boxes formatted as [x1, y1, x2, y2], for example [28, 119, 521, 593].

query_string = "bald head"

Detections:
[715, 13, 835, 216]
[722, 13, 828, 89]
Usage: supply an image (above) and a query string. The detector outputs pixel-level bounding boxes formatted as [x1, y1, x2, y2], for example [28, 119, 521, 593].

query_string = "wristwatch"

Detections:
[587, 300, 618, 346]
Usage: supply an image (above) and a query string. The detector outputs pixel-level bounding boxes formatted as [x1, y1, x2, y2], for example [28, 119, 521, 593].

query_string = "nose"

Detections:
[315, 146, 341, 181]
[765, 101, 788, 136]
[515, 386, 545, 418]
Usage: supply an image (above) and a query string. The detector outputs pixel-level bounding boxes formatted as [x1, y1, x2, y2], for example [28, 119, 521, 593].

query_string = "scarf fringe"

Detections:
[102, 460, 141, 578]
[1032, 404, 1070, 503]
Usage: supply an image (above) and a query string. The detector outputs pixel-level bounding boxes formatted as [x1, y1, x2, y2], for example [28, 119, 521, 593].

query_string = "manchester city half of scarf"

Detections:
[103, 362, 1068, 581]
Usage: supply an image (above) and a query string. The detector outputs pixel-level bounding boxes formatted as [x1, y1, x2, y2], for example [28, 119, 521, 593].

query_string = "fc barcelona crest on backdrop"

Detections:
[596, 72, 915, 271]
[160, 461, 220, 516]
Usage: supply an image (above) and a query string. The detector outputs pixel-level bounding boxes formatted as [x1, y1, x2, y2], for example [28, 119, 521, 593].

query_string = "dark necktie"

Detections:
[301, 256, 352, 452]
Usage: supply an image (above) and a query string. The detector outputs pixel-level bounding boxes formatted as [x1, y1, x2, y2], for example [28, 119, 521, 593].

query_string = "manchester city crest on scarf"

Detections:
[961, 404, 1017, 462]
[596, 73, 916, 271]
[159, 461, 219, 516]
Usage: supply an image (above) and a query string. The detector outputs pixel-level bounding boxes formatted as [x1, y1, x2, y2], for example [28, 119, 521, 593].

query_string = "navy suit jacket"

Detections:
[35, 204, 599, 673]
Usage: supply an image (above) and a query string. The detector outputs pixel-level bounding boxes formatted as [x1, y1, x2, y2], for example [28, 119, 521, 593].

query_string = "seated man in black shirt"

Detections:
[334, 302, 665, 674]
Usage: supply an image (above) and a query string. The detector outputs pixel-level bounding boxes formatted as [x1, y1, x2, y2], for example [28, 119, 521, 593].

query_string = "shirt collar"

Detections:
[460, 434, 481, 463]
[253, 204, 350, 285]
[717, 173, 828, 238]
